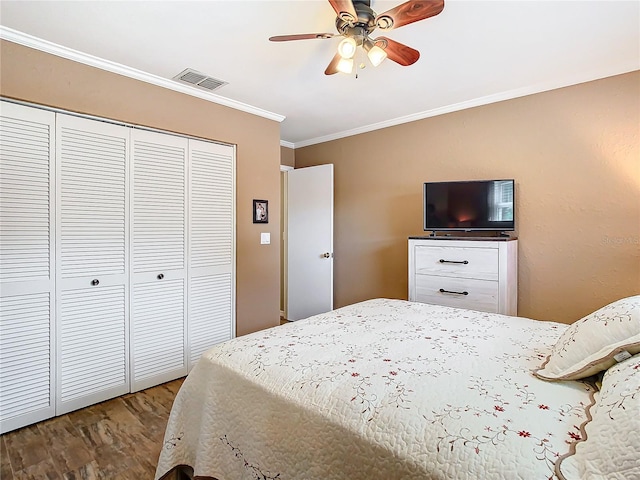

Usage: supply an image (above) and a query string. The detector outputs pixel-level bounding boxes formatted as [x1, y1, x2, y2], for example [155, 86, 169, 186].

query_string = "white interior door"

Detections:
[187, 139, 235, 369]
[286, 164, 333, 321]
[130, 129, 188, 392]
[55, 113, 130, 415]
[0, 102, 56, 433]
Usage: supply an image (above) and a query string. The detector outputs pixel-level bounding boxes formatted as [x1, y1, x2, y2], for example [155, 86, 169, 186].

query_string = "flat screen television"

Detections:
[423, 179, 515, 232]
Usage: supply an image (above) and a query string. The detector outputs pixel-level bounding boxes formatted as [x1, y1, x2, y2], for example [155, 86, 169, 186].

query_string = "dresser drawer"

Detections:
[414, 246, 499, 281]
[413, 274, 499, 313]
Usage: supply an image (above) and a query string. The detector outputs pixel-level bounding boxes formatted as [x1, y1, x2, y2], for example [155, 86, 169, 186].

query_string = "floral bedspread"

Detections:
[156, 299, 594, 480]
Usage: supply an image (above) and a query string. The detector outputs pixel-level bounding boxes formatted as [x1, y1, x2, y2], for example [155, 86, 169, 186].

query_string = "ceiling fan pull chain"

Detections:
[354, 51, 359, 78]
[355, 47, 365, 79]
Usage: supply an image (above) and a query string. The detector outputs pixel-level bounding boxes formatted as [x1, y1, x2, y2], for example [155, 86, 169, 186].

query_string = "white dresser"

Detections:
[408, 237, 518, 315]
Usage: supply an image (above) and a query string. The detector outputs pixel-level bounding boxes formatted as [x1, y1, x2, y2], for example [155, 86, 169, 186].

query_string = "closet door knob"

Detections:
[91, 279, 100, 286]
[157, 273, 164, 280]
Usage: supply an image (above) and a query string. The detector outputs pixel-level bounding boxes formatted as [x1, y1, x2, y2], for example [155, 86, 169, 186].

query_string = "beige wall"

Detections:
[280, 146, 295, 168]
[0, 40, 282, 336]
[296, 71, 640, 324]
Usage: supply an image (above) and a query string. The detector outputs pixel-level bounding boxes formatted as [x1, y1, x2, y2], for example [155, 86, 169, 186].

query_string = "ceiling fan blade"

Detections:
[269, 33, 336, 42]
[374, 37, 420, 66]
[375, 0, 444, 31]
[328, 0, 358, 22]
[325, 52, 342, 75]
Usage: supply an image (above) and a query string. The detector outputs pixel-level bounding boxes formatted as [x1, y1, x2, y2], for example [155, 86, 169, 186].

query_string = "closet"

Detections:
[0, 100, 235, 433]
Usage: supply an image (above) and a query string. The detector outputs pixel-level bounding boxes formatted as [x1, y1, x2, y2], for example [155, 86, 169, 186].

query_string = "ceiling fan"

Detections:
[269, 0, 444, 75]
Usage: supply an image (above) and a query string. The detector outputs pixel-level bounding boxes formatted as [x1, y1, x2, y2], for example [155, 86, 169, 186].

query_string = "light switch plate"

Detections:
[261, 232, 271, 245]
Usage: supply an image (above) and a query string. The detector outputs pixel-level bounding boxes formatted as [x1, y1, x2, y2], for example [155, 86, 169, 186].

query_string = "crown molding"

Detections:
[293, 62, 640, 149]
[279, 140, 295, 149]
[0, 26, 286, 123]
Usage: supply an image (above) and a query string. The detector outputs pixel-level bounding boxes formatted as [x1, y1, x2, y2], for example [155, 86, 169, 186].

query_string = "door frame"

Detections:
[280, 165, 294, 320]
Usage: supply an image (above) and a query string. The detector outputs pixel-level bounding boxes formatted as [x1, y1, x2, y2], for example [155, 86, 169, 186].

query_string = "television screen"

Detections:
[423, 180, 515, 232]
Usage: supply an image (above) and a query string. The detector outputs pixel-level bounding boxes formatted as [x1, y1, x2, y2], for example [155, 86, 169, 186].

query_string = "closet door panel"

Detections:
[55, 114, 129, 415]
[131, 278, 185, 391]
[0, 291, 53, 433]
[58, 123, 127, 279]
[189, 273, 232, 364]
[58, 285, 127, 412]
[132, 134, 187, 274]
[0, 294, 51, 412]
[0, 102, 55, 433]
[0, 104, 53, 283]
[189, 141, 233, 273]
[187, 140, 235, 369]
[130, 130, 187, 391]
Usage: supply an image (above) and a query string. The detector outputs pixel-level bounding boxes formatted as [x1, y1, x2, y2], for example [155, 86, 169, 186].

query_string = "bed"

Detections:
[155, 297, 640, 480]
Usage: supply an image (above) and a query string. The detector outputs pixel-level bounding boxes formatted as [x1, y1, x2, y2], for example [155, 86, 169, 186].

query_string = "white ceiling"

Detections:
[1, 1, 638, 147]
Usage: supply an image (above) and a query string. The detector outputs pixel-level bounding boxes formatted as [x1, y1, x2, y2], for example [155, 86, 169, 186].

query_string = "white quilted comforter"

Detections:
[156, 299, 595, 480]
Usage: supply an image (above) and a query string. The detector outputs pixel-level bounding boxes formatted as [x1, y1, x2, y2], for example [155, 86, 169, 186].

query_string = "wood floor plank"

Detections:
[37, 415, 94, 474]
[12, 459, 60, 480]
[121, 398, 170, 439]
[3, 425, 50, 472]
[144, 381, 183, 412]
[80, 444, 137, 479]
[47, 436, 95, 475]
[61, 460, 101, 480]
[111, 462, 155, 480]
[1, 436, 14, 480]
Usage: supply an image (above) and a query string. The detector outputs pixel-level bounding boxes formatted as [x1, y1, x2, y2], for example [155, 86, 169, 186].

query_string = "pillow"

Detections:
[555, 353, 640, 480]
[535, 295, 640, 380]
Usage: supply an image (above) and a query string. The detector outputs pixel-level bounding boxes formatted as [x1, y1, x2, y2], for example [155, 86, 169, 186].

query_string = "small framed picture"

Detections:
[253, 199, 268, 224]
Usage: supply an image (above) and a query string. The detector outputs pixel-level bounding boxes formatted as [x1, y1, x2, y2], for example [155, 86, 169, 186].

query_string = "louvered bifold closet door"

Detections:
[0, 102, 56, 434]
[55, 114, 130, 415]
[187, 140, 235, 369]
[130, 129, 188, 392]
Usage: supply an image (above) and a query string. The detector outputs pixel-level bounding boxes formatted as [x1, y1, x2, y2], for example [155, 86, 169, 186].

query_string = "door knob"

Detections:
[322, 252, 331, 258]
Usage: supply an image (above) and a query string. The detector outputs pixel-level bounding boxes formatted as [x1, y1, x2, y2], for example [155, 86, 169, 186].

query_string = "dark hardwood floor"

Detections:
[1, 378, 185, 480]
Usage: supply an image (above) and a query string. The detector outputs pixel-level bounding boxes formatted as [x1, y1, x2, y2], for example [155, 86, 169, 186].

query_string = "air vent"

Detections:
[173, 68, 228, 92]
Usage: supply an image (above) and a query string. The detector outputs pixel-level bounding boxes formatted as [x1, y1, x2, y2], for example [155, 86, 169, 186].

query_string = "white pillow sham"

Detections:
[556, 353, 640, 480]
[535, 295, 640, 381]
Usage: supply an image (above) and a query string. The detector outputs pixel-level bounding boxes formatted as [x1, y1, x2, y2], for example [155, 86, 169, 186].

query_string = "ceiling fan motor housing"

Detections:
[336, 2, 377, 40]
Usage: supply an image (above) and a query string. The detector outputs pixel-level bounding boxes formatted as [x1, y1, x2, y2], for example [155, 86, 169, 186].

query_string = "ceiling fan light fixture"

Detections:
[367, 45, 387, 67]
[337, 57, 354, 74]
[337, 37, 357, 59]
[270, 0, 442, 76]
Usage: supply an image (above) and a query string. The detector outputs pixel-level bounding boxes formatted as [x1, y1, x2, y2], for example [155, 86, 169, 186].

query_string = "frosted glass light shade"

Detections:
[337, 57, 354, 74]
[338, 37, 357, 59]
[367, 45, 387, 67]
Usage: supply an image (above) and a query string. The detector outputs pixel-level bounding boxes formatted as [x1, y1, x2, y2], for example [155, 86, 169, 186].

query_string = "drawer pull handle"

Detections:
[439, 259, 469, 264]
[439, 288, 469, 296]
[157, 273, 164, 280]
[91, 279, 100, 286]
